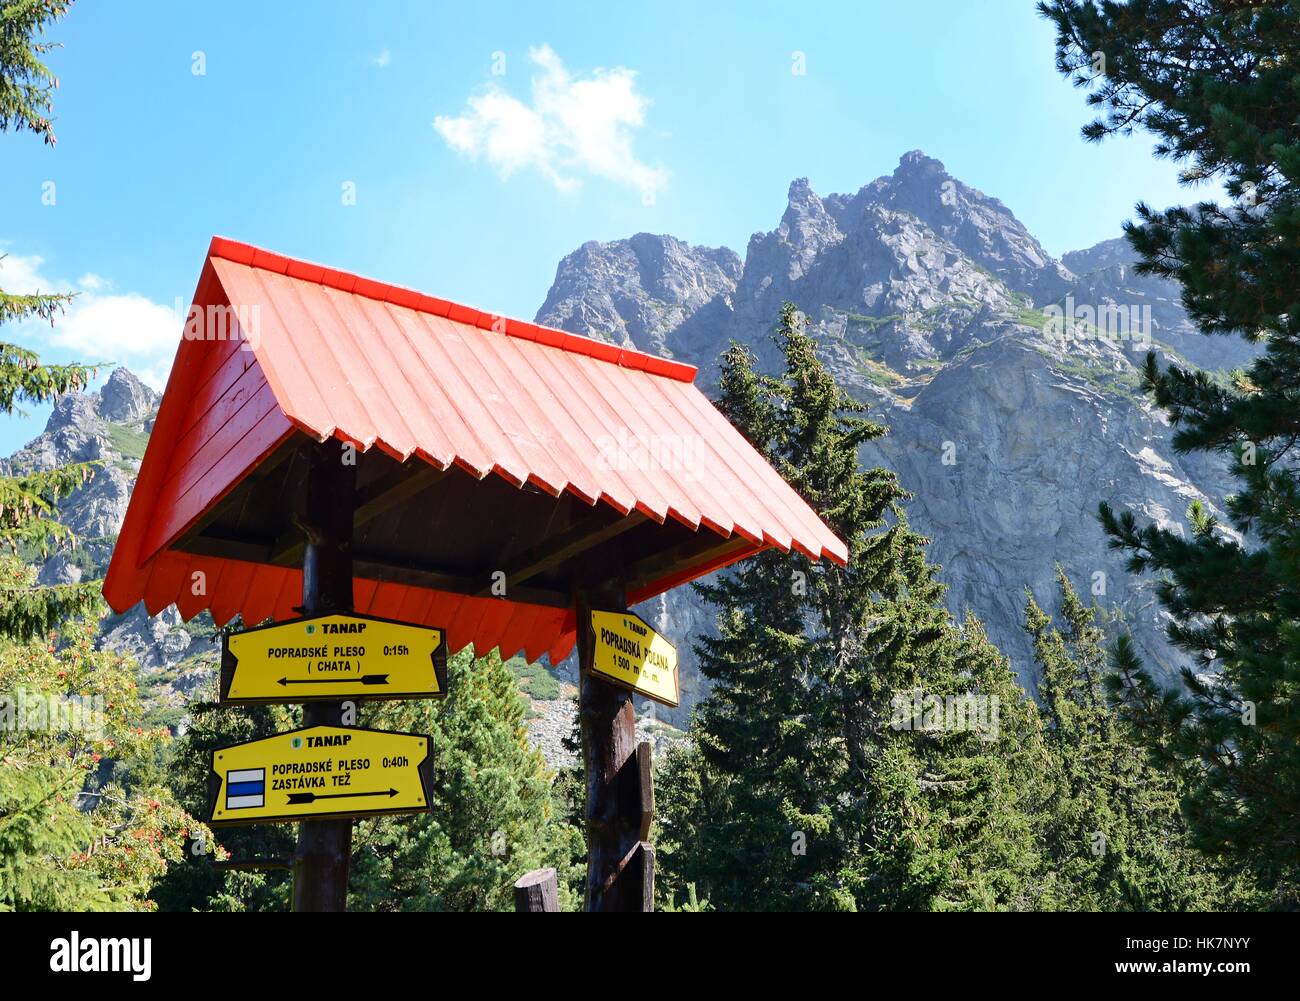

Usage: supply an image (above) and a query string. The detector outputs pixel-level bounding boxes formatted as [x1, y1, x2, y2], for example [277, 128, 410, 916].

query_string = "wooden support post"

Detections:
[577, 582, 654, 911]
[624, 842, 655, 912]
[513, 868, 560, 912]
[291, 439, 357, 913]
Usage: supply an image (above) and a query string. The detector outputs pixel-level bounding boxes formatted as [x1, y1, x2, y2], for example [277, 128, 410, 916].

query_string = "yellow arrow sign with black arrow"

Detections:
[219, 613, 447, 705]
[207, 725, 432, 826]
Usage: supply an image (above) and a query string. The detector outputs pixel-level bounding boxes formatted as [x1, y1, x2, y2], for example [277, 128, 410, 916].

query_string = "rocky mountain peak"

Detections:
[864, 151, 1074, 299]
[769, 177, 844, 279]
[530, 153, 1252, 721]
[43, 366, 158, 435]
[894, 148, 949, 178]
[9, 366, 156, 541]
[1061, 235, 1134, 276]
[534, 232, 740, 357]
[97, 366, 159, 424]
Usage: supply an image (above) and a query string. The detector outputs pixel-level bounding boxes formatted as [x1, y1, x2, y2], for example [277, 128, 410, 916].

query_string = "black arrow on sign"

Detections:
[276, 674, 389, 687]
[286, 788, 400, 805]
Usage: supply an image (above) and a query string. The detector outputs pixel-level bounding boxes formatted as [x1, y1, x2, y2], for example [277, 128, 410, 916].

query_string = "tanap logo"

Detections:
[291, 736, 304, 750]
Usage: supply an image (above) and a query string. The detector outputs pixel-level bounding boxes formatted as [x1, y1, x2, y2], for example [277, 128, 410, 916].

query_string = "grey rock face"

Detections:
[97, 366, 159, 423]
[100, 604, 208, 674]
[536, 233, 741, 358]
[2, 366, 157, 540]
[859, 333, 1235, 681]
[535, 151, 1246, 716]
[1, 368, 192, 685]
[821, 151, 1075, 302]
[1060, 235, 1258, 372]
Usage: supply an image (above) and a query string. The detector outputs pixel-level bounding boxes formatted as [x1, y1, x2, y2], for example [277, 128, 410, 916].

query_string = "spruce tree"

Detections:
[0, 0, 71, 145]
[0, 0, 99, 636]
[657, 304, 1042, 911]
[0, 2, 197, 912]
[1041, 0, 1300, 882]
[348, 649, 584, 912]
[1024, 569, 1235, 911]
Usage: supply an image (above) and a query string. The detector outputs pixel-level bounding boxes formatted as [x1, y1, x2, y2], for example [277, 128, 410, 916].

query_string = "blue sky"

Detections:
[0, 0, 1201, 453]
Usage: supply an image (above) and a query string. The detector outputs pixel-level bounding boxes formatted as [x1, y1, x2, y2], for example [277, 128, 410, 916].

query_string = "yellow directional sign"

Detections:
[207, 725, 432, 826]
[219, 613, 447, 705]
[588, 609, 679, 707]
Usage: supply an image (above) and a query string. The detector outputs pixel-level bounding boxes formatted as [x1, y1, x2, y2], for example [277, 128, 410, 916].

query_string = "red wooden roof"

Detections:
[104, 237, 847, 664]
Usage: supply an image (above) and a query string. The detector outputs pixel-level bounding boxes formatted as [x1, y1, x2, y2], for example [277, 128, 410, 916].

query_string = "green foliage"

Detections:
[1044, 0, 1300, 891]
[658, 881, 712, 912]
[0, 0, 71, 146]
[657, 304, 1043, 911]
[0, 341, 98, 414]
[844, 311, 903, 332]
[0, 18, 186, 911]
[350, 650, 584, 911]
[505, 655, 562, 702]
[1023, 568, 1243, 911]
[1050, 352, 1144, 400]
[0, 553, 102, 642]
[0, 586, 203, 910]
[104, 422, 150, 461]
[0, 11, 100, 642]
[852, 348, 907, 388]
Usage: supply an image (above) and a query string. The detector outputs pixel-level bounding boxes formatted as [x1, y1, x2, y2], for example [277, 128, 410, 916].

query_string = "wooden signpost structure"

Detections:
[104, 237, 847, 912]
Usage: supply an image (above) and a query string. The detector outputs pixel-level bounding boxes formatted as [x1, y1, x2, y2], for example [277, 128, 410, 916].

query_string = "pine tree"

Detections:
[1024, 568, 1236, 911]
[0, 2, 198, 912]
[0, 0, 99, 637]
[1041, 1, 1300, 884]
[348, 649, 584, 912]
[148, 699, 296, 913]
[0, 0, 71, 146]
[657, 304, 1042, 911]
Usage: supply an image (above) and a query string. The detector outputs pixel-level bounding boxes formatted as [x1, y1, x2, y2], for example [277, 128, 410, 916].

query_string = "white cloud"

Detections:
[0, 251, 53, 295]
[48, 293, 180, 367]
[434, 44, 668, 202]
[373, 48, 391, 68]
[0, 249, 179, 389]
[76, 272, 109, 291]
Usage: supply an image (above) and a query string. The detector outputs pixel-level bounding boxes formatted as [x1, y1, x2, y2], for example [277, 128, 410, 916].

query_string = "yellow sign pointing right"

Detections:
[207, 725, 432, 826]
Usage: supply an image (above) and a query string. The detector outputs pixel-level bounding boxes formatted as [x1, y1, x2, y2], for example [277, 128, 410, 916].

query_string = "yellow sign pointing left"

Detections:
[207, 725, 432, 826]
[219, 613, 447, 705]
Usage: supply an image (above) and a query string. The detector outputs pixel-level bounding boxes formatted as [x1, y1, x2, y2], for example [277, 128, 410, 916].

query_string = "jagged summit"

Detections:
[535, 232, 741, 358]
[97, 366, 158, 424]
[43, 365, 158, 436]
[532, 152, 1242, 718]
[895, 148, 947, 174]
[6, 365, 157, 542]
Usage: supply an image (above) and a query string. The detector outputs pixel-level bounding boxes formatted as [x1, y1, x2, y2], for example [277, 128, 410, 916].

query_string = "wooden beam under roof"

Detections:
[268, 459, 451, 566]
[480, 511, 648, 596]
